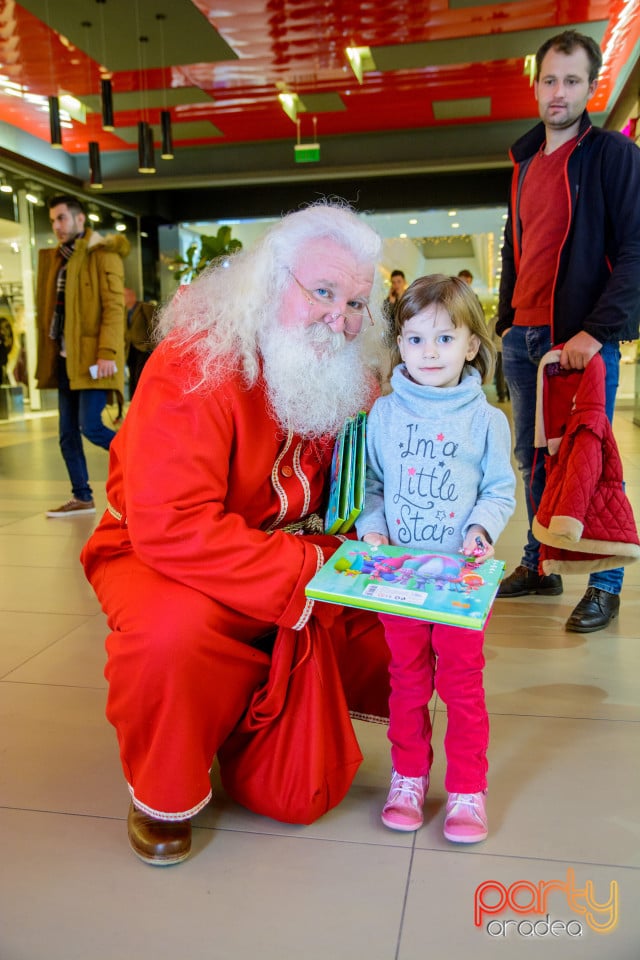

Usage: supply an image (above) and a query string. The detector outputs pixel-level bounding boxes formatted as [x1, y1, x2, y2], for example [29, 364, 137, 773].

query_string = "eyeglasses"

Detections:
[290, 273, 374, 336]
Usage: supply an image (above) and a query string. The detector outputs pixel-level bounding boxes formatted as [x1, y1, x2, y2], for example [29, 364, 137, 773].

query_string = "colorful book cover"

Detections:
[337, 417, 354, 527]
[340, 410, 367, 533]
[305, 540, 505, 630]
[324, 419, 350, 534]
[324, 413, 367, 534]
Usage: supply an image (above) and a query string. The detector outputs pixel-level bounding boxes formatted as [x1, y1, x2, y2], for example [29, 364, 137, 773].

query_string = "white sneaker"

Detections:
[381, 768, 429, 832]
[443, 791, 488, 843]
[46, 498, 96, 518]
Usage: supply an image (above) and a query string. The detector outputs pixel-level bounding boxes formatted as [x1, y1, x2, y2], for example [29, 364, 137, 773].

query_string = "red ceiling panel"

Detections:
[0, 0, 637, 160]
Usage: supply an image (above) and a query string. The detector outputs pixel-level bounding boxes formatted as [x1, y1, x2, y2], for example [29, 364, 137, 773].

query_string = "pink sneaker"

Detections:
[381, 768, 429, 832]
[443, 791, 488, 843]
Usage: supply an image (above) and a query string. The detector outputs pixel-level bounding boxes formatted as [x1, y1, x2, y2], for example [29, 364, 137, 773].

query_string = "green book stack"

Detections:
[324, 411, 367, 534]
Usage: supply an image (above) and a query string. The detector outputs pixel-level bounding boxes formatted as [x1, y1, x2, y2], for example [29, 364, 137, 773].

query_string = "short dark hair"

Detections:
[457, 269, 473, 282]
[48, 194, 86, 216]
[390, 269, 405, 280]
[535, 30, 602, 84]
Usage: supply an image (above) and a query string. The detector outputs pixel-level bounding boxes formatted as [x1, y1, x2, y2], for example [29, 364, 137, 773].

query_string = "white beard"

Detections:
[259, 322, 372, 437]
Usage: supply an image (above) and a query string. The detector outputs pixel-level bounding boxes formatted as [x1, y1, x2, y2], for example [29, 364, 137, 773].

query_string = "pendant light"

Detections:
[88, 141, 103, 189]
[156, 14, 174, 161]
[161, 110, 174, 159]
[101, 78, 115, 131]
[49, 96, 63, 148]
[137, 121, 156, 174]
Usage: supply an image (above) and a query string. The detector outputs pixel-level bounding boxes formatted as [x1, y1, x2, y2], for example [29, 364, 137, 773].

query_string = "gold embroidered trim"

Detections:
[107, 500, 126, 524]
[292, 440, 311, 516]
[292, 543, 325, 629]
[277, 513, 324, 535]
[267, 432, 293, 532]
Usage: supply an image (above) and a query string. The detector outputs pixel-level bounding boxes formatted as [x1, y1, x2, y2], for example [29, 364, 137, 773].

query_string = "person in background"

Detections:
[458, 269, 483, 307]
[356, 274, 515, 841]
[382, 269, 408, 338]
[35, 194, 128, 518]
[487, 314, 509, 403]
[124, 287, 157, 400]
[80, 201, 392, 866]
[496, 29, 640, 632]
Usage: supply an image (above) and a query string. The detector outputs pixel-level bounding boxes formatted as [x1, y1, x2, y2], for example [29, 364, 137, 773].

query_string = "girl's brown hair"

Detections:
[392, 273, 495, 384]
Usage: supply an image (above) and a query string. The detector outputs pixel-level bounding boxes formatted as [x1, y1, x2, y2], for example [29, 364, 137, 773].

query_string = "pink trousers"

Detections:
[379, 613, 489, 793]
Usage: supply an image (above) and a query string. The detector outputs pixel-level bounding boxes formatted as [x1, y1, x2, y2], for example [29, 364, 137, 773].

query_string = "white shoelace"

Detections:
[447, 793, 485, 821]
[388, 774, 425, 808]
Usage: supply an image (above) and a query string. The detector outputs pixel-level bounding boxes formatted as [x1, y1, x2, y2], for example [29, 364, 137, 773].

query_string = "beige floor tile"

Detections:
[0, 807, 412, 960]
[4, 614, 109, 687]
[0, 610, 88, 677]
[0, 682, 124, 817]
[484, 615, 640, 721]
[0, 512, 102, 538]
[400, 850, 639, 958]
[416, 713, 640, 868]
[0, 531, 95, 567]
[0, 561, 100, 615]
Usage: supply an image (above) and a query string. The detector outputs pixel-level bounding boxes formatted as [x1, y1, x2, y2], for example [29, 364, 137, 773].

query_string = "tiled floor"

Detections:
[1, 400, 639, 959]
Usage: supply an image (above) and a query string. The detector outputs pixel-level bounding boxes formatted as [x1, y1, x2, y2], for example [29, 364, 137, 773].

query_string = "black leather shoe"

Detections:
[497, 564, 563, 598]
[566, 588, 620, 633]
[127, 804, 192, 865]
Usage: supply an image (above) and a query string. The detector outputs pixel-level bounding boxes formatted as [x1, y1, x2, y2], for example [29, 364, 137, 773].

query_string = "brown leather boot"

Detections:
[127, 803, 192, 866]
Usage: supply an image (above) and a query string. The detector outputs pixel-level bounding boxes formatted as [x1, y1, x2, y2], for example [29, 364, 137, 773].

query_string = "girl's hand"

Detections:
[461, 527, 494, 563]
[362, 532, 389, 547]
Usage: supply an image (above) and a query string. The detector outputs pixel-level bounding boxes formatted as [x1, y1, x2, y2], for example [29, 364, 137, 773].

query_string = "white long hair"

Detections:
[155, 199, 386, 391]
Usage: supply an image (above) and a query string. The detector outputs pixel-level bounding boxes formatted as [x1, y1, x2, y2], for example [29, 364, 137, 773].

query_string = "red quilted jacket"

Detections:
[532, 349, 640, 575]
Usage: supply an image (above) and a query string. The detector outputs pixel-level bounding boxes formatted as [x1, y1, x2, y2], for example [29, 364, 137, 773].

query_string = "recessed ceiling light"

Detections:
[409, 218, 417, 225]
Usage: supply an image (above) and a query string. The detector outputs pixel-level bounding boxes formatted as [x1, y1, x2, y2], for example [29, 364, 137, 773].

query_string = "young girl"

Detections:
[356, 274, 516, 841]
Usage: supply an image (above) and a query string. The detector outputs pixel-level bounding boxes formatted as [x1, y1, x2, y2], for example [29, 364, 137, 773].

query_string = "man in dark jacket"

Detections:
[495, 29, 640, 632]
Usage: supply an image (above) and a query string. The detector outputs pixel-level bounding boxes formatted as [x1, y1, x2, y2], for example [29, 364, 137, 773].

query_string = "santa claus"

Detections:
[81, 200, 391, 865]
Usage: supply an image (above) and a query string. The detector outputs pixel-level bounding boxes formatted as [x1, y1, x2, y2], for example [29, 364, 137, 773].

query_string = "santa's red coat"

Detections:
[81, 340, 390, 821]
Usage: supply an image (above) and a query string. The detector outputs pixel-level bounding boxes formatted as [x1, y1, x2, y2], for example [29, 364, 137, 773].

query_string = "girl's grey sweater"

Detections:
[356, 364, 516, 551]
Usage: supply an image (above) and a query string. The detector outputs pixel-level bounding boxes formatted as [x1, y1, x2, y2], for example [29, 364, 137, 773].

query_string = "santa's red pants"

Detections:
[379, 613, 488, 793]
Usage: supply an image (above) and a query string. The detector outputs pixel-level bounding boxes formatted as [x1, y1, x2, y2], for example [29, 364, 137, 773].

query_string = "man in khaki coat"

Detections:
[35, 195, 129, 517]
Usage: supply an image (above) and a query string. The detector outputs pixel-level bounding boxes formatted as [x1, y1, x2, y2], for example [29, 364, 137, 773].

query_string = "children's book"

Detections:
[305, 540, 505, 630]
[324, 412, 367, 533]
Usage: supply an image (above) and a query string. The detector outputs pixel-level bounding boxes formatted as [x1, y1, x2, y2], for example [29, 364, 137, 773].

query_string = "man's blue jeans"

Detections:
[501, 325, 623, 595]
[57, 355, 116, 502]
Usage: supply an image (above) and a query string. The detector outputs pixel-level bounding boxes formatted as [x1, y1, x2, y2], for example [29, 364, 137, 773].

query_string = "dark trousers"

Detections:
[56, 355, 115, 500]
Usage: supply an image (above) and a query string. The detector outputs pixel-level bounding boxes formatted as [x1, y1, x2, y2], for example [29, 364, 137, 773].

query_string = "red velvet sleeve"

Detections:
[107, 344, 340, 630]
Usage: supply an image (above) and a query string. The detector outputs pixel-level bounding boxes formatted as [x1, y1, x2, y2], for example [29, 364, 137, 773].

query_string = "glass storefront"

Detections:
[0, 165, 141, 421]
